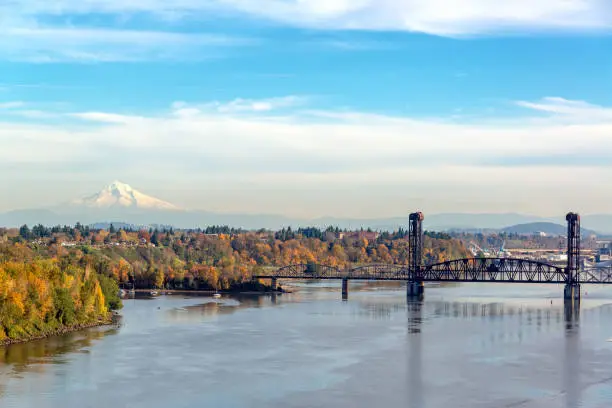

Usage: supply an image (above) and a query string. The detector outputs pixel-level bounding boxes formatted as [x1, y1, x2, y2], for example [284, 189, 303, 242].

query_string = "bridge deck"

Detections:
[253, 259, 612, 284]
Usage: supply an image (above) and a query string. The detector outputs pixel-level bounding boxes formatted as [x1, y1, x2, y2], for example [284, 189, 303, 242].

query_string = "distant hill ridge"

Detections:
[2, 181, 612, 234]
[502, 222, 597, 236]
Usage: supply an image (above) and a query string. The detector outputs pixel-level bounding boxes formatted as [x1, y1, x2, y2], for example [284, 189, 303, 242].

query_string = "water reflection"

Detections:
[0, 325, 120, 376]
[564, 311, 581, 408]
[164, 295, 280, 322]
[354, 296, 612, 408]
[407, 300, 423, 408]
[564, 299, 581, 330]
[2, 286, 612, 408]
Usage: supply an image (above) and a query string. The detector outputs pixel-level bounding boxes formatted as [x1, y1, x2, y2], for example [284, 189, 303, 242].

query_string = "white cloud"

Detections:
[517, 97, 612, 122]
[169, 97, 307, 119]
[204, 0, 612, 35]
[0, 101, 25, 109]
[0, 26, 253, 62]
[70, 112, 146, 124]
[1, 0, 607, 64]
[6, 0, 612, 36]
[205, 96, 306, 113]
[2, 96, 612, 216]
[9, 110, 56, 119]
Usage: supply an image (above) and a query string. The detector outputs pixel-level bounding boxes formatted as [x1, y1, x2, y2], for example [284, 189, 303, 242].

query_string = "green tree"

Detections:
[97, 274, 123, 310]
[53, 288, 76, 325]
[155, 268, 165, 289]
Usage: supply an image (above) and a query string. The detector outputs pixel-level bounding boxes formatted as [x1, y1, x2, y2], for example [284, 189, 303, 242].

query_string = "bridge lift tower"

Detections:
[408, 212, 425, 298]
[565, 212, 581, 303]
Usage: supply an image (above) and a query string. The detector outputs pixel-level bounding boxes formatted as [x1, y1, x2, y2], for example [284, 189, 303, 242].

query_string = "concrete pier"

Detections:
[407, 281, 424, 299]
[271, 278, 278, 291]
[342, 278, 348, 300]
[564, 283, 580, 302]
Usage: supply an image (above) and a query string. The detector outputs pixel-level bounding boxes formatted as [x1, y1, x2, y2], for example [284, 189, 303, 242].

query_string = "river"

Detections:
[2, 282, 612, 408]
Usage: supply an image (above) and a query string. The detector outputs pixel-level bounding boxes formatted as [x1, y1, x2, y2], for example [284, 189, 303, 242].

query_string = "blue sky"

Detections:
[1, 1, 612, 217]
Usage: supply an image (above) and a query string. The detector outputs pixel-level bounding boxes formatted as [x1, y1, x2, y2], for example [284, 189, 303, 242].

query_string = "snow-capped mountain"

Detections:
[71, 181, 180, 211]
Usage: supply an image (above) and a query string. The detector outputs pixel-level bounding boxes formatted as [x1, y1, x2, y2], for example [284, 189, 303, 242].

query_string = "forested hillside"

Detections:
[0, 260, 120, 345]
[0, 225, 470, 291]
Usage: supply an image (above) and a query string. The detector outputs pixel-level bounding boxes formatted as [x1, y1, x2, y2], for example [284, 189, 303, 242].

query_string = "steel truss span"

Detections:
[581, 267, 612, 284]
[422, 258, 566, 283]
[254, 260, 612, 284]
[271, 264, 344, 279]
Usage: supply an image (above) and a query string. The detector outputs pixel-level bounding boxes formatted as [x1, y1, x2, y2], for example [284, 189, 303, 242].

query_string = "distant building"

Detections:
[344, 231, 379, 241]
[597, 241, 612, 256]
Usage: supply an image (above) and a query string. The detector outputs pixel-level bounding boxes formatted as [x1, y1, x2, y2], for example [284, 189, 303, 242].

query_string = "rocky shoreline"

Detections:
[0, 315, 118, 347]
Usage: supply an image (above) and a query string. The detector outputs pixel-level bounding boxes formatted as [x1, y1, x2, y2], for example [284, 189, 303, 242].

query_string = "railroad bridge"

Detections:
[253, 212, 612, 303]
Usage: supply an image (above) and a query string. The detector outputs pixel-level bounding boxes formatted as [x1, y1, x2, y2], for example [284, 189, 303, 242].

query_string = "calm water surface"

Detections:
[2, 282, 612, 408]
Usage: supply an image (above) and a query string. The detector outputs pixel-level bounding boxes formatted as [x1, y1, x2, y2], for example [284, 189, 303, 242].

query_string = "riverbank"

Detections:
[130, 280, 290, 295]
[0, 315, 117, 348]
[133, 288, 291, 295]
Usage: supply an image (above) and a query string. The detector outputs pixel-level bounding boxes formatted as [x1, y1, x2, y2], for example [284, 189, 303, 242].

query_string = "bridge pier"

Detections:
[564, 294, 580, 326]
[342, 278, 348, 300]
[407, 281, 424, 299]
[271, 278, 278, 291]
[564, 283, 580, 302]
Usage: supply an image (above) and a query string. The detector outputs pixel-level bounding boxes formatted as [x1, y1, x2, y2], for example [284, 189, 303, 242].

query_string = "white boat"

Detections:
[150, 290, 159, 296]
[213, 293, 221, 299]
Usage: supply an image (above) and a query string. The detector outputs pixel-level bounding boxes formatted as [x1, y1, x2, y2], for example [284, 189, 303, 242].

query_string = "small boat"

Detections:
[150, 290, 159, 296]
[213, 293, 221, 299]
[119, 289, 127, 297]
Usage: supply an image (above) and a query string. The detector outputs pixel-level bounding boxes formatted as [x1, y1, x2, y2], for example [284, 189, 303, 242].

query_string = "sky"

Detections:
[0, 0, 611, 218]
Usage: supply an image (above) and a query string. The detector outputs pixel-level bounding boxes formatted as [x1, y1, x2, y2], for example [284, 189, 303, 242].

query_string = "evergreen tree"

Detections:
[151, 231, 159, 246]
[19, 224, 31, 239]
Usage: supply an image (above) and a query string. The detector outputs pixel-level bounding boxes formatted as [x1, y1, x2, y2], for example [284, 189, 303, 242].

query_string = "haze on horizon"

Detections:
[1, 1, 611, 219]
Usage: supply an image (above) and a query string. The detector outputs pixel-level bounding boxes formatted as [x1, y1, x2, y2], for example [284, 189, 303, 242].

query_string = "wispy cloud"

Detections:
[2, 96, 612, 215]
[517, 97, 612, 122]
[172, 96, 307, 115]
[221, 0, 612, 36]
[4, 0, 611, 38]
[70, 112, 145, 124]
[0, 25, 254, 63]
[9, 110, 57, 119]
[0, 101, 25, 109]
[312, 39, 399, 51]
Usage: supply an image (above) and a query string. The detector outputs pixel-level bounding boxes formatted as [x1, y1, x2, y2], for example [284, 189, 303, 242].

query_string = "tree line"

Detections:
[0, 224, 470, 291]
[0, 259, 121, 344]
